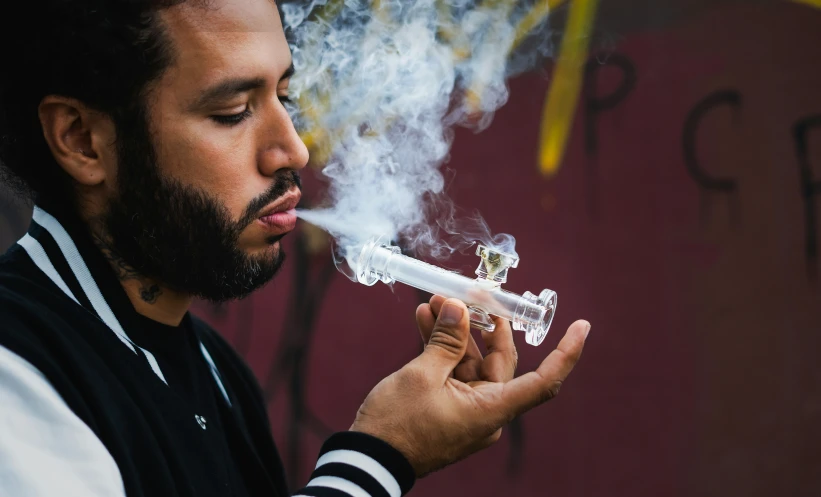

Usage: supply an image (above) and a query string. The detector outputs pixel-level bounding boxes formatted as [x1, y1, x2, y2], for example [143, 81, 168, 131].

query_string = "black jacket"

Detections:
[0, 204, 414, 497]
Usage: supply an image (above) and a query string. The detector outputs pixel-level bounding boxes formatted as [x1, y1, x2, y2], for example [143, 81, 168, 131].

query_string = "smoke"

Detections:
[283, 0, 553, 273]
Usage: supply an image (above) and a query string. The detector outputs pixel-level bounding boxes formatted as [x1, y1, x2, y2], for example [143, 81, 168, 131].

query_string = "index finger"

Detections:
[499, 320, 590, 417]
[422, 296, 484, 381]
[479, 315, 517, 383]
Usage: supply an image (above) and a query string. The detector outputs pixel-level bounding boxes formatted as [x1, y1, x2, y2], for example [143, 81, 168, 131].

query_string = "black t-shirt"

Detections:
[125, 313, 252, 497]
[0, 204, 415, 497]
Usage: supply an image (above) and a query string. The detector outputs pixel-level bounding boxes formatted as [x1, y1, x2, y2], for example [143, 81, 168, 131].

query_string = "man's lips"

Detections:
[256, 188, 301, 234]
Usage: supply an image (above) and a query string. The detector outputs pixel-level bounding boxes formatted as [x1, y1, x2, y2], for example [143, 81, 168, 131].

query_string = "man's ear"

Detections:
[38, 96, 117, 187]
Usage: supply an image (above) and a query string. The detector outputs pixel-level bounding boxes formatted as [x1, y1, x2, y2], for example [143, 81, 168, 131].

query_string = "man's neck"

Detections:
[90, 228, 193, 327]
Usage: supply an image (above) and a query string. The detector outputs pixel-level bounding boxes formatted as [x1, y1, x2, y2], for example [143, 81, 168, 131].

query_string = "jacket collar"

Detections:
[20, 205, 171, 381]
[16, 204, 233, 405]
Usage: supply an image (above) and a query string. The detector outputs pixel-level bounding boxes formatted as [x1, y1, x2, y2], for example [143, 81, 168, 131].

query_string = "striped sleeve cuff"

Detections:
[292, 432, 416, 497]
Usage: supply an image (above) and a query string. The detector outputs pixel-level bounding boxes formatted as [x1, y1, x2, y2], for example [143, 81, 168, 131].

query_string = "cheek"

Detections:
[153, 121, 259, 219]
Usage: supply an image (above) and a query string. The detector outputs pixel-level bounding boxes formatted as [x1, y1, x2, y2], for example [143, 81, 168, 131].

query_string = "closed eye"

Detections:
[211, 108, 252, 126]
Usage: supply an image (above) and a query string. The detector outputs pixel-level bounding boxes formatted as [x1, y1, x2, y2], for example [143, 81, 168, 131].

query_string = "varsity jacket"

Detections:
[0, 204, 415, 497]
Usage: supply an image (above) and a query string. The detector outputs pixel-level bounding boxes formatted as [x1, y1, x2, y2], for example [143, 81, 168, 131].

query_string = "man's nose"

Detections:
[257, 100, 310, 177]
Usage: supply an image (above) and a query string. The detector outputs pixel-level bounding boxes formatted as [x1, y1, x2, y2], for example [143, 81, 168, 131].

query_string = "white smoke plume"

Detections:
[283, 0, 553, 273]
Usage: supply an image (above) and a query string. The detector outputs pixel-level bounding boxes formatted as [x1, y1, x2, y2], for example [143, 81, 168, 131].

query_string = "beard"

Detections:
[102, 110, 301, 302]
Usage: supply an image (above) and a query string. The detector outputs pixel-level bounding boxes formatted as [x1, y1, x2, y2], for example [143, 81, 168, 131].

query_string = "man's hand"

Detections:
[350, 295, 590, 477]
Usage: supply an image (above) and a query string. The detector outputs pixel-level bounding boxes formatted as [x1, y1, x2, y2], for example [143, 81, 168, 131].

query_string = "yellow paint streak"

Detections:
[790, 0, 821, 9]
[538, 0, 599, 176]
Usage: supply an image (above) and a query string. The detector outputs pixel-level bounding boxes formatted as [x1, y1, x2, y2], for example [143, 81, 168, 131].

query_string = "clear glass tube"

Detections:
[353, 239, 557, 346]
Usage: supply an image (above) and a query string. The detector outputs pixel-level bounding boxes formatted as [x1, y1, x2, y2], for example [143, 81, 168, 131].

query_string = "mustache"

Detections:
[236, 170, 302, 230]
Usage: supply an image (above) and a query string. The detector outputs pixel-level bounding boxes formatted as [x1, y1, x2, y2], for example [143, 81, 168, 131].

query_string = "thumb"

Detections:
[412, 298, 471, 382]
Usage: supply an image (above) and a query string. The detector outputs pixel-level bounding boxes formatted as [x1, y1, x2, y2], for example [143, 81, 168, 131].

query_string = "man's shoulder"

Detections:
[0, 245, 72, 326]
[0, 255, 78, 396]
[0, 244, 102, 375]
[0, 244, 31, 287]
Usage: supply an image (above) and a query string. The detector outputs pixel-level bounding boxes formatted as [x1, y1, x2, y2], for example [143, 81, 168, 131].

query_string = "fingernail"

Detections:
[439, 302, 463, 325]
[584, 321, 591, 338]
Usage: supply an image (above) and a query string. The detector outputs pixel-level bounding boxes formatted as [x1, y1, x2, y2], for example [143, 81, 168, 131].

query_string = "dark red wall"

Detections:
[2, 3, 820, 496]
[196, 4, 821, 495]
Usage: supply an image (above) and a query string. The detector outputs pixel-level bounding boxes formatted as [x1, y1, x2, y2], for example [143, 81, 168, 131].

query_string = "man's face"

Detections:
[103, 0, 309, 301]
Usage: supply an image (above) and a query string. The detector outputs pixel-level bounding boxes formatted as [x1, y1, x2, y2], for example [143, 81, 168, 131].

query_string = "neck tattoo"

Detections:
[90, 226, 164, 304]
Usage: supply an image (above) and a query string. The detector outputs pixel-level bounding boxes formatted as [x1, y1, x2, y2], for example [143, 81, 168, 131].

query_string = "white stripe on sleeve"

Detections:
[0, 344, 127, 497]
[316, 449, 401, 497]
[306, 475, 370, 497]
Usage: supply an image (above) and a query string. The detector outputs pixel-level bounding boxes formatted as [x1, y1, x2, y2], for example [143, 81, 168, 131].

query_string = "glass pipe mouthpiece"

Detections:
[353, 238, 557, 346]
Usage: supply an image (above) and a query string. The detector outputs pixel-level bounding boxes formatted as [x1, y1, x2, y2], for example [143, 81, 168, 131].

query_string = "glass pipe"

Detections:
[352, 238, 557, 346]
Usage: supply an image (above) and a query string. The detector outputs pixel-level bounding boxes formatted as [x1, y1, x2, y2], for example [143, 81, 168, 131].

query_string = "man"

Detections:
[0, 1, 590, 496]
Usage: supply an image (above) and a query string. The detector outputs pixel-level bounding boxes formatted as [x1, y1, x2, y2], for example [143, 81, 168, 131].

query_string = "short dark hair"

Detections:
[0, 0, 188, 204]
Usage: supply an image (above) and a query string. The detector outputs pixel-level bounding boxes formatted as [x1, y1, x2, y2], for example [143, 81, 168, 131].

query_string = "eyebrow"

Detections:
[189, 62, 295, 110]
